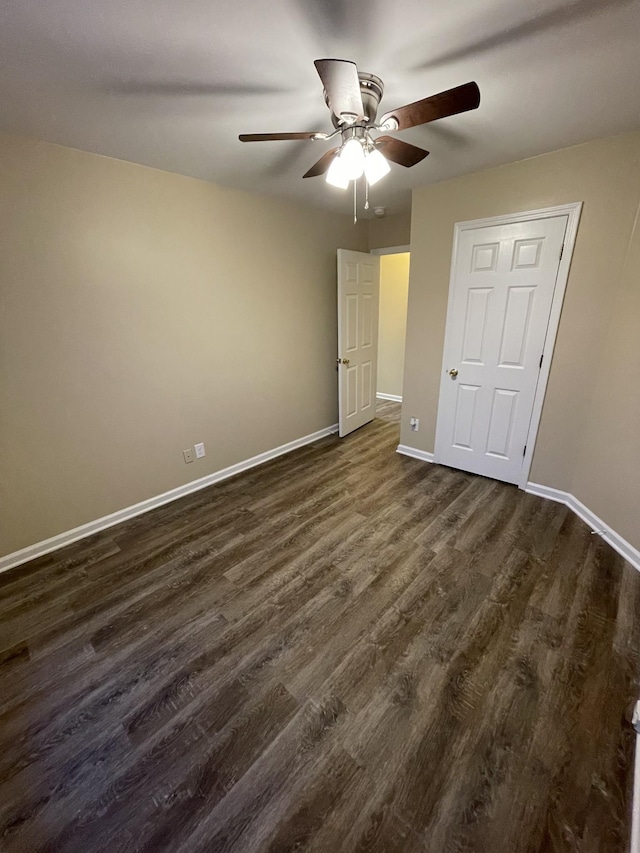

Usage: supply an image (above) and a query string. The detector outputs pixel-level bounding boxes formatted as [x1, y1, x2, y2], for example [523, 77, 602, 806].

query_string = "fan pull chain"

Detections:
[353, 179, 357, 224]
[365, 178, 370, 211]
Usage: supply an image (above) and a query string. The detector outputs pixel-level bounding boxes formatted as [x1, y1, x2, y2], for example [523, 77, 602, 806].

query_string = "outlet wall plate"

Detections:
[194, 442, 206, 459]
[183, 449, 194, 464]
[410, 417, 419, 432]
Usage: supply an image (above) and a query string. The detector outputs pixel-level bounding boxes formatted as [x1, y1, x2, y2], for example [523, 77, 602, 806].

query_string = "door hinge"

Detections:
[539, 354, 544, 369]
[523, 445, 527, 457]
[559, 243, 564, 260]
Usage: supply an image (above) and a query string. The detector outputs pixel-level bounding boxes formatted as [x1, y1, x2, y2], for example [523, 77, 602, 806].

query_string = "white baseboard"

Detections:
[4, 437, 637, 580]
[0, 423, 339, 575]
[376, 393, 403, 403]
[526, 482, 640, 573]
[396, 444, 435, 464]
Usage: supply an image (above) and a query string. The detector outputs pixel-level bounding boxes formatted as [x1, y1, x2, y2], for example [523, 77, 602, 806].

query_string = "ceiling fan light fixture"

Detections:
[240, 60, 481, 208]
[339, 138, 365, 180]
[326, 154, 350, 189]
[364, 147, 391, 186]
[380, 116, 399, 132]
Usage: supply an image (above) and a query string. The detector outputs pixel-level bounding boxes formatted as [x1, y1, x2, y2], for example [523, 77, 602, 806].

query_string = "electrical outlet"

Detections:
[183, 449, 194, 464]
[194, 442, 206, 459]
[410, 417, 419, 432]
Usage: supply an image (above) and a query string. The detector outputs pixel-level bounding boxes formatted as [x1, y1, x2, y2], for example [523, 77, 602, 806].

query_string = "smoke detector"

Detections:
[374, 207, 386, 218]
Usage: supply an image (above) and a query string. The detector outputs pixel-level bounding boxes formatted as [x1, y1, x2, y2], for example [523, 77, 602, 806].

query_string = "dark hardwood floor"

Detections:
[1, 401, 639, 852]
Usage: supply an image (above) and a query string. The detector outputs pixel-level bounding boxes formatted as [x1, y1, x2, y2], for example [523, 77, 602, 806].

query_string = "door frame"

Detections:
[370, 245, 411, 256]
[370, 245, 411, 405]
[436, 201, 582, 490]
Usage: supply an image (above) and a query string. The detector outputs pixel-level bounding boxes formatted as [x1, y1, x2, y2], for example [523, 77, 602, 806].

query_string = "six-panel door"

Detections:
[434, 216, 568, 484]
[338, 249, 380, 437]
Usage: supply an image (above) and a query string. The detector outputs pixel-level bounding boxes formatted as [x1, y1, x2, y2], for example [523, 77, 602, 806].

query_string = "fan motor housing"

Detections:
[358, 73, 384, 123]
[326, 72, 384, 128]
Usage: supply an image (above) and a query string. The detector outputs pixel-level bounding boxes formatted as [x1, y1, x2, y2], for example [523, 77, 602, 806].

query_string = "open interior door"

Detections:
[337, 249, 380, 437]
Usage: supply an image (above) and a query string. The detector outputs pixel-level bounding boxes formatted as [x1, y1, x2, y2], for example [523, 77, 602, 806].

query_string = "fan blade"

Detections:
[380, 81, 480, 131]
[314, 59, 364, 124]
[239, 132, 326, 142]
[374, 136, 429, 167]
[303, 147, 340, 179]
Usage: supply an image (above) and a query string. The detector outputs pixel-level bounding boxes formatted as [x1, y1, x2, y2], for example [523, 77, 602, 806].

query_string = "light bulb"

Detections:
[325, 154, 350, 189]
[339, 138, 365, 180]
[364, 147, 391, 186]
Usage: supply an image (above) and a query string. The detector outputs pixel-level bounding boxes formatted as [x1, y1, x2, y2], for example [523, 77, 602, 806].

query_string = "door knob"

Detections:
[448, 368, 458, 377]
[342, 358, 350, 365]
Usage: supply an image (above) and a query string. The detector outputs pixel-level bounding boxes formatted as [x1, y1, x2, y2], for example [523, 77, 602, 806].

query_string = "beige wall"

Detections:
[0, 133, 368, 556]
[377, 253, 410, 398]
[571, 207, 640, 548]
[368, 211, 411, 250]
[4, 128, 638, 557]
[402, 131, 640, 550]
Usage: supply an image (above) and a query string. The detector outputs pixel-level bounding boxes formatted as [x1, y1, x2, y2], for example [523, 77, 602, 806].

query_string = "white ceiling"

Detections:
[1, 0, 639, 217]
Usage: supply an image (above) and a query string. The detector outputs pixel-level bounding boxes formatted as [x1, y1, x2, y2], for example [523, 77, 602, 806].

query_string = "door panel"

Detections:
[338, 249, 380, 437]
[346, 367, 357, 417]
[434, 215, 568, 484]
[362, 294, 374, 347]
[462, 288, 491, 363]
[346, 294, 358, 351]
[512, 238, 543, 269]
[471, 242, 499, 272]
[486, 388, 518, 457]
[361, 361, 372, 409]
[452, 384, 479, 450]
[499, 286, 535, 366]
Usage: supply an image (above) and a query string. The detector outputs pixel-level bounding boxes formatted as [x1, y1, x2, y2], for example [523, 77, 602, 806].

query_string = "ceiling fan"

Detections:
[239, 59, 480, 191]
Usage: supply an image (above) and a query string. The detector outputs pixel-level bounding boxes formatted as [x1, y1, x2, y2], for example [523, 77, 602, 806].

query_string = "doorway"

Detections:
[376, 251, 410, 404]
[336, 245, 410, 438]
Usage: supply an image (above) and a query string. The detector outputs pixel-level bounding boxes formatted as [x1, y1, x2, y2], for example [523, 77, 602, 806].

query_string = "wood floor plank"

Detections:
[1, 402, 638, 852]
[174, 696, 351, 853]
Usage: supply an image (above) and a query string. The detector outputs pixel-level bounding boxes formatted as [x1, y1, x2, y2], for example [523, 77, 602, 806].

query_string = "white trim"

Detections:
[433, 202, 583, 490]
[370, 245, 410, 256]
[396, 444, 435, 463]
[0, 423, 339, 575]
[449, 204, 582, 232]
[376, 393, 403, 402]
[525, 482, 640, 573]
